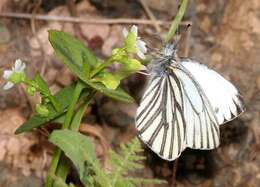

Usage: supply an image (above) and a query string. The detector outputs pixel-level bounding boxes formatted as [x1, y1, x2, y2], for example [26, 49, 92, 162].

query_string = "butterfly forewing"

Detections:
[136, 74, 186, 160]
[179, 60, 244, 124]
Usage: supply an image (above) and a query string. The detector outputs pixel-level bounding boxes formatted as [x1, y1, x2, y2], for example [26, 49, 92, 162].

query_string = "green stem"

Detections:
[53, 90, 96, 186]
[44, 81, 85, 187]
[90, 59, 114, 78]
[164, 0, 189, 43]
[70, 91, 96, 131]
[44, 149, 62, 187]
[63, 82, 85, 129]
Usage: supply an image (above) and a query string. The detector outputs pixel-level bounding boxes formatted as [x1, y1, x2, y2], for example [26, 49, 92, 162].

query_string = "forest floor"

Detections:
[0, 0, 259, 187]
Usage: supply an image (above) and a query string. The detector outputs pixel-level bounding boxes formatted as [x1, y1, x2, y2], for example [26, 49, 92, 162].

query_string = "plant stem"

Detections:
[164, 0, 189, 43]
[63, 82, 85, 129]
[53, 90, 96, 185]
[90, 58, 113, 78]
[70, 90, 96, 131]
[171, 159, 178, 187]
[44, 81, 85, 187]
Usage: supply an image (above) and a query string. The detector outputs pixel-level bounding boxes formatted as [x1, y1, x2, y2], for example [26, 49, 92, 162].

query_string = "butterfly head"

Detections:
[163, 43, 177, 57]
[148, 44, 178, 76]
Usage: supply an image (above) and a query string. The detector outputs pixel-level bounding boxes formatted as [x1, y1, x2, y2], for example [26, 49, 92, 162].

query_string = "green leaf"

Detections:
[49, 129, 96, 179]
[49, 31, 134, 102]
[51, 174, 77, 187]
[114, 58, 142, 80]
[88, 82, 134, 103]
[15, 84, 77, 134]
[35, 104, 49, 117]
[92, 71, 120, 90]
[119, 177, 167, 186]
[34, 73, 50, 96]
[34, 73, 60, 111]
[124, 32, 137, 53]
[121, 59, 142, 72]
[49, 30, 99, 69]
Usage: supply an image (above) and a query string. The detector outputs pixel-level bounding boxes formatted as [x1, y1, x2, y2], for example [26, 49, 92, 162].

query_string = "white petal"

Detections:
[137, 50, 146, 59]
[3, 82, 14, 90]
[19, 62, 26, 72]
[130, 25, 138, 36]
[14, 59, 26, 72]
[122, 28, 129, 38]
[14, 59, 22, 71]
[3, 70, 13, 79]
[136, 40, 147, 53]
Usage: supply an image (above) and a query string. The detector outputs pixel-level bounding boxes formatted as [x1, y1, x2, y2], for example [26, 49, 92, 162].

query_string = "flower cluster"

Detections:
[2, 59, 26, 90]
[122, 25, 147, 59]
[2, 25, 147, 115]
[2, 59, 54, 116]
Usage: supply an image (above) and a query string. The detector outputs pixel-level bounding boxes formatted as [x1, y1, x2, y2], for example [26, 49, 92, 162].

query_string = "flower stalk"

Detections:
[164, 0, 189, 43]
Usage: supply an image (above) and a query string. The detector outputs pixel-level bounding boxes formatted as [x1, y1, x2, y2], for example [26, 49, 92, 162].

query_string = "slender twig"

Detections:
[165, 0, 189, 43]
[184, 25, 192, 57]
[0, 12, 190, 26]
[171, 159, 179, 187]
[30, 0, 48, 76]
[139, 0, 161, 32]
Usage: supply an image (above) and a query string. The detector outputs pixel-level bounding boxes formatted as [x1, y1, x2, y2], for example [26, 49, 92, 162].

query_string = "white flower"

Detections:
[2, 59, 26, 90]
[123, 25, 147, 59]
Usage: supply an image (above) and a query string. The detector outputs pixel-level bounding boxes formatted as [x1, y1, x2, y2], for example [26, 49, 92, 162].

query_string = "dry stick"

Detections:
[30, 0, 48, 76]
[0, 12, 191, 26]
[171, 160, 179, 187]
[66, 0, 86, 42]
[139, 0, 161, 32]
[170, 25, 191, 187]
[183, 25, 192, 57]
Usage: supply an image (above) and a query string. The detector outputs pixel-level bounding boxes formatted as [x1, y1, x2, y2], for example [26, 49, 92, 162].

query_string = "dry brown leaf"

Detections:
[0, 109, 50, 178]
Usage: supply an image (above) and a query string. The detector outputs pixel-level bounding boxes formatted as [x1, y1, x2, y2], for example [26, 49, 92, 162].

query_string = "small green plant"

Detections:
[49, 131, 165, 187]
[1, 25, 164, 186]
[2, 0, 188, 185]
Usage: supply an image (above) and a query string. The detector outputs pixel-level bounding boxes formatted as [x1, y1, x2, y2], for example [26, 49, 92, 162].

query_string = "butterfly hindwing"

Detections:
[179, 59, 244, 124]
[172, 65, 220, 149]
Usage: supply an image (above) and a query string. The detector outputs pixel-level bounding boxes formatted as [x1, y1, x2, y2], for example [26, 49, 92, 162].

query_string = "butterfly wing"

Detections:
[179, 59, 244, 124]
[172, 59, 244, 149]
[136, 59, 245, 160]
[135, 75, 186, 161]
[172, 64, 220, 149]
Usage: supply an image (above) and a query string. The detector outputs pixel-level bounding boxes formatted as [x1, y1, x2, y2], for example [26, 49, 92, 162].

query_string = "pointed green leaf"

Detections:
[92, 71, 120, 90]
[49, 129, 96, 179]
[124, 32, 137, 53]
[34, 73, 50, 95]
[49, 30, 99, 69]
[34, 73, 60, 111]
[49, 30, 134, 103]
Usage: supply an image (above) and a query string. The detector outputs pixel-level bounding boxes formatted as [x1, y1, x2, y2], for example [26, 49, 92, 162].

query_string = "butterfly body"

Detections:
[148, 44, 179, 77]
[136, 44, 244, 161]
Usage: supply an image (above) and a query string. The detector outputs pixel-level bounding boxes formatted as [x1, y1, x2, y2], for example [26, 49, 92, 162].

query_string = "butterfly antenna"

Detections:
[137, 71, 150, 76]
[146, 44, 163, 57]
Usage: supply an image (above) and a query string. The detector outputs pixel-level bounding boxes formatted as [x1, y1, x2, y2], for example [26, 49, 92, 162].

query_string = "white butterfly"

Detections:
[135, 44, 245, 161]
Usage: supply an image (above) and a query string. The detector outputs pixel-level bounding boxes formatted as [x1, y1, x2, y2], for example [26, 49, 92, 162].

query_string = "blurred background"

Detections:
[0, 0, 259, 186]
